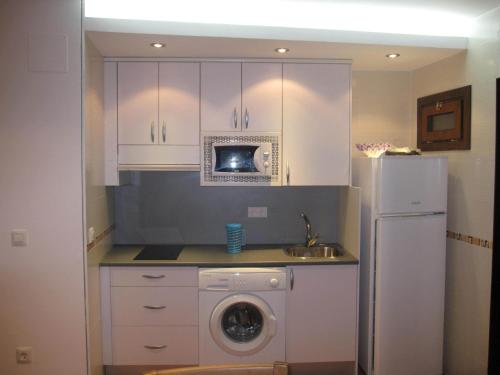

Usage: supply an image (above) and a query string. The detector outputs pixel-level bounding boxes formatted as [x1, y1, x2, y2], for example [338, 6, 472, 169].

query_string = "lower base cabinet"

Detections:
[100, 266, 199, 366]
[101, 265, 358, 367]
[286, 265, 358, 363]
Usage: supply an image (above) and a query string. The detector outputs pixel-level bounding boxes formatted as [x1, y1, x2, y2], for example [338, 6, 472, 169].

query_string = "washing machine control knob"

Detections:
[269, 278, 279, 288]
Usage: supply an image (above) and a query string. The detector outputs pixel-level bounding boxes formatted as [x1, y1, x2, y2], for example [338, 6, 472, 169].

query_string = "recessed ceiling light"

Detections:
[385, 53, 400, 59]
[275, 47, 289, 54]
[150, 42, 165, 48]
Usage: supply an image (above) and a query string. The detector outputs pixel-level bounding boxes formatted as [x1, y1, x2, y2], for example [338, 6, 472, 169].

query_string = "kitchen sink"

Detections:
[284, 245, 345, 258]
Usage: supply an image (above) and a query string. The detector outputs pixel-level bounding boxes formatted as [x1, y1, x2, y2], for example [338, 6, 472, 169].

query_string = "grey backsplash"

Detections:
[114, 172, 338, 245]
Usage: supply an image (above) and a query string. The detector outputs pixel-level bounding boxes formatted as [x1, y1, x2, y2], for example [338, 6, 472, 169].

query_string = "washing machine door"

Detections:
[209, 294, 277, 356]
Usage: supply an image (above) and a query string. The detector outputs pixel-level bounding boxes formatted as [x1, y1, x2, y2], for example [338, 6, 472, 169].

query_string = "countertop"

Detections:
[100, 244, 358, 267]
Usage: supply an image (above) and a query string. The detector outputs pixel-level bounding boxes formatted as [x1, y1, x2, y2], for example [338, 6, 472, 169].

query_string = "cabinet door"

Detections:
[159, 62, 200, 145]
[201, 62, 241, 132]
[118, 62, 158, 145]
[286, 265, 357, 363]
[241, 63, 282, 132]
[283, 64, 350, 185]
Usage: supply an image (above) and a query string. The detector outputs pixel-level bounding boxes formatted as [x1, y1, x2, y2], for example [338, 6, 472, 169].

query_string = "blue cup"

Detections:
[225, 223, 243, 254]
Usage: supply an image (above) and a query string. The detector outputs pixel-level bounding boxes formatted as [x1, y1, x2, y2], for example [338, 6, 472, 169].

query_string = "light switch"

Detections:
[11, 230, 28, 247]
[88, 227, 96, 243]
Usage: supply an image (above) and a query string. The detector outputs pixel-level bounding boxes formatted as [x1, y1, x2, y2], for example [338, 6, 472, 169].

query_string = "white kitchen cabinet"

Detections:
[241, 63, 282, 132]
[201, 62, 282, 132]
[106, 60, 351, 182]
[101, 266, 199, 366]
[283, 63, 351, 186]
[200, 62, 241, 132]
[116, 62, 200, 169]
[118, 62, 158, 145]
[159, 62, 200, 146]
[286, 265, 357, 364]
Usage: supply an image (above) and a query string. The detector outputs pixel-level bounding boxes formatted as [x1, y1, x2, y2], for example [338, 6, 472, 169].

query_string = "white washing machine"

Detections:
[198, 268, 287, 365]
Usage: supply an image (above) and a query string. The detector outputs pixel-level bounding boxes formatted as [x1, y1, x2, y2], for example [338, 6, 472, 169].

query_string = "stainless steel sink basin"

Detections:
[284, 245, 345, 258]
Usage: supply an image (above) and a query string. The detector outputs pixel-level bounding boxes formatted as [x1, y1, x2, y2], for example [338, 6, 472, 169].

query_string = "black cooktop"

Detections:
[133, 245, 184, 261]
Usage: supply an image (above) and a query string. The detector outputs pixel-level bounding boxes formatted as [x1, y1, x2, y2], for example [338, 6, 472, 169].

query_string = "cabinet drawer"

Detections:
[110, 267, 197, 286]
[111, 287, 198, 326]
[112, 326, 198, 365]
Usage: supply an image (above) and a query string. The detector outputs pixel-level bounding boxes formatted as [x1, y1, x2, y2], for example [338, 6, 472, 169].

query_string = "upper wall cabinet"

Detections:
[283, 63, 351, 186]
[159, 63, 200, 146]
[116, 62, 200, 168]
[201, 62, 282, 132]
[118, 62, 158, 145]
[105, 60, 351, 186]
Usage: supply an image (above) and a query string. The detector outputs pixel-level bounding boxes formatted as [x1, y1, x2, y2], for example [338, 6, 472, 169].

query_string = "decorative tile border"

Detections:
[87, 224, 114, 252]
[447, 230, 493, 249]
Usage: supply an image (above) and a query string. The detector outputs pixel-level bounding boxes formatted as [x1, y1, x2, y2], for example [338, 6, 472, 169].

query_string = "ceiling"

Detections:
[284, 0, 500, 17]
[87, 31, 464, 71]
[85, 0, 499, 71]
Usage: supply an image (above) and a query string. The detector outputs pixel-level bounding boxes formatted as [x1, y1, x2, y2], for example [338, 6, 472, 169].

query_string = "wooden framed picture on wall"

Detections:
[417, 85, 471, 151]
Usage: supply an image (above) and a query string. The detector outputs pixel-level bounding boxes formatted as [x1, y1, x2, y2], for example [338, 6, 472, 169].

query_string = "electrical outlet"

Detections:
[248, 207, 268, 218]
[16, 347, 32, 364]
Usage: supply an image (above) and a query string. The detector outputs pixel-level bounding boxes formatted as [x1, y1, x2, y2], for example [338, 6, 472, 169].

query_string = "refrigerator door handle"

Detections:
[378, 211, 445, 218]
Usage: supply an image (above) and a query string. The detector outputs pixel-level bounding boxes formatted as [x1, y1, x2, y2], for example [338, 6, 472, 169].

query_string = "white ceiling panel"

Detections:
[87, 31, 464, 71]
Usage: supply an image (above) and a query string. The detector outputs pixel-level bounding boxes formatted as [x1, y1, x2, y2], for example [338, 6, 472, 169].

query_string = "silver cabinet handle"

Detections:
[245, 108, 249, 129]
[162, 121, 166, 143]
[290, 268, 294, 290]
[142, 274, 165, 279]
[144, 345, 167, 350]
[150, 121, 155, 143]
[143, 305, 166, 310]
[233, 108, 238, 129]
[286, 162, 290, 185]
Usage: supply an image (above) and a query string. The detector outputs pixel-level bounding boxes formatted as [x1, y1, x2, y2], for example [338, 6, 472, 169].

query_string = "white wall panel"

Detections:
[0, 1, 87, 374]
[411, 6, 500, 374]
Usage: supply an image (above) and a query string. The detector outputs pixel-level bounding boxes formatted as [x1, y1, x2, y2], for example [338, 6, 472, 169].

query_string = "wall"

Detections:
[412, 7, 500, 374]
[352, 71, 413, 155]
[112, 71, 414, 246]
[114, 172, 338, 245]
[85, 37, 115, 375]
[0, 1, 87, 375]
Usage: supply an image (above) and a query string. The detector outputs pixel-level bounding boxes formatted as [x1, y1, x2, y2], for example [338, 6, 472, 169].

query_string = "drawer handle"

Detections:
[143, 305, 166, 310]
[142, 274, 165, 279]
[144, 345, 167, 350]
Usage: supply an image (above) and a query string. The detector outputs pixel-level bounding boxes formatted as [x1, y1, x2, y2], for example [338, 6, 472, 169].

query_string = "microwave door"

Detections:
[212, 145, 262, 175]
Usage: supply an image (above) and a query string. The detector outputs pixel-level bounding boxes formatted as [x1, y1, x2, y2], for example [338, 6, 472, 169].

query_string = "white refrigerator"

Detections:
[353, 156, 447, 375]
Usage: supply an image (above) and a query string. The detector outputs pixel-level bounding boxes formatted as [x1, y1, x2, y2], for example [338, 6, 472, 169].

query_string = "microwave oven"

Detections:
[201, 132, 281, 186]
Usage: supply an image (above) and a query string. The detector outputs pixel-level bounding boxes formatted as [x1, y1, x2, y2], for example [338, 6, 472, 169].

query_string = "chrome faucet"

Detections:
[300, 212, 318, 247]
